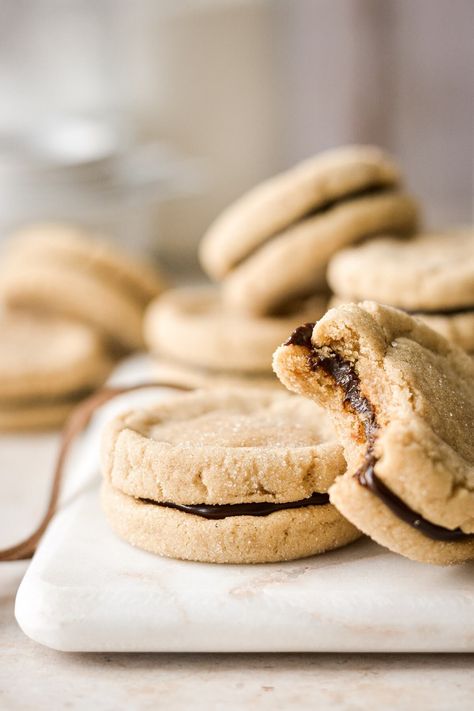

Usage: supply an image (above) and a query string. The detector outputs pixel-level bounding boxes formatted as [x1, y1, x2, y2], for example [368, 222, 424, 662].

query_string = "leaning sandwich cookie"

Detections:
[101, 388, 360, 563]
[200, 145, 419, 315]
[273, 302, 474, 565]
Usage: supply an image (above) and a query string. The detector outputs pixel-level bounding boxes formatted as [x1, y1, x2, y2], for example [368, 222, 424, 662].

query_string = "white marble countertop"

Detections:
[1, 433, 473, 710]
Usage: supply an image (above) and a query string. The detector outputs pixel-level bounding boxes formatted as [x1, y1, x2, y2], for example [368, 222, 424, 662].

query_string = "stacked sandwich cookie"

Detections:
[327, 230, 474, 353]
[144, 144, 419, 388]
[101, 388, 361, 563]
[0, 311, 112, 431]
[273, 302, 474, 565]
[199, 145, 419, 315]
[0, 223, 166, 354]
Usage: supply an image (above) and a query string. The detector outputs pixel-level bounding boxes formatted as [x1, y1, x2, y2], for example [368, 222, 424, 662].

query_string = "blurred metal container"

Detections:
[0, 114, 197, 255]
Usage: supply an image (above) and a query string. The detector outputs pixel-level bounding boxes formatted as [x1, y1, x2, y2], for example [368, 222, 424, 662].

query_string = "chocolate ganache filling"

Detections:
[140, 491, 330, 520]
[285, 323, 474, 542]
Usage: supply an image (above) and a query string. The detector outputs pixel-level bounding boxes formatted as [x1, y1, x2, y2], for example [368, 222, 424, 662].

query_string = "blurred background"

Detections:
[0, 0, 472, 277]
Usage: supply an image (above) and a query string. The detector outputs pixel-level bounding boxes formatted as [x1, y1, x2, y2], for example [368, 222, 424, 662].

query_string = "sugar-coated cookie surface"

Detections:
[329, 294, 474, 354]
[328, 230, 474, 309]
[273, 302, 474, 565]
[144, 286, 328, 372]
[102, 388, 346, 505]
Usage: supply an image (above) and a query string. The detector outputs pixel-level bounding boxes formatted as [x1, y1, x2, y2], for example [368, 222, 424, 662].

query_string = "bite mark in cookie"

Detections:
[274, 303, 474, 564]
[285, 321, 474, 544]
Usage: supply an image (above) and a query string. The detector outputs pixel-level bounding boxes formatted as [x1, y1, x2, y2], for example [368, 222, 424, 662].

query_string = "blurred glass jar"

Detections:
[0, 114, 197, 255]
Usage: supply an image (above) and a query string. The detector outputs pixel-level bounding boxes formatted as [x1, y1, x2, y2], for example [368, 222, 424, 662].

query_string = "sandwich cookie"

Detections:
[328, 230, 474, 352]
[144, 285, 328, 373]
[273, 302, 474, 565]
[0, 311, 112, 430]
[101, 388, 360, 563]
[199, 145, 419, 315]
[0, 223, 166, 352]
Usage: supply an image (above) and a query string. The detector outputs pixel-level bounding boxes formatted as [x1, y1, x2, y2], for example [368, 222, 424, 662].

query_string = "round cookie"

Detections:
[327, 230, 474, 310]
[0, 223, 166, 352]
[101, 387, 361, 563]
[200, 145, 401, 279]
[102, 480, 359, 565]
[144, 286, 328, 373]
[273, 302, 474, 565]
[222, 191, 418, 315]
[0, 310, 112, 431]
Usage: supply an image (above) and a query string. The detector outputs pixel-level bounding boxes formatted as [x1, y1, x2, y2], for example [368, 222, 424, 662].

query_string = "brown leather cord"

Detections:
[0, 381, 191, 562]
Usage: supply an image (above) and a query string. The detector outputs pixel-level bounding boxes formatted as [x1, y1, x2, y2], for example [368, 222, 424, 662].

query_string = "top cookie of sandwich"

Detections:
[102, 387, 346, 506]
[328, 230, 474, 310]
[200, 145, 401, 279]
[273, 302, 474, 564]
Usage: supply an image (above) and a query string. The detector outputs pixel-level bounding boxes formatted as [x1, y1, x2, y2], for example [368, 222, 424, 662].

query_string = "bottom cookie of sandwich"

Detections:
[101, 480, 360, 564]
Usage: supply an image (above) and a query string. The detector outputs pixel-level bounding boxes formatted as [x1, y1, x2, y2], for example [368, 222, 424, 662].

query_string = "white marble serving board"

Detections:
[15, 357, 474, 652]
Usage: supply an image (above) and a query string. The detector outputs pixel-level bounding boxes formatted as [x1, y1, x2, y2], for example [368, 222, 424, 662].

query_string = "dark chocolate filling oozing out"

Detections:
[285, 323, 474, 542]
[139, 491, 330, 520]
